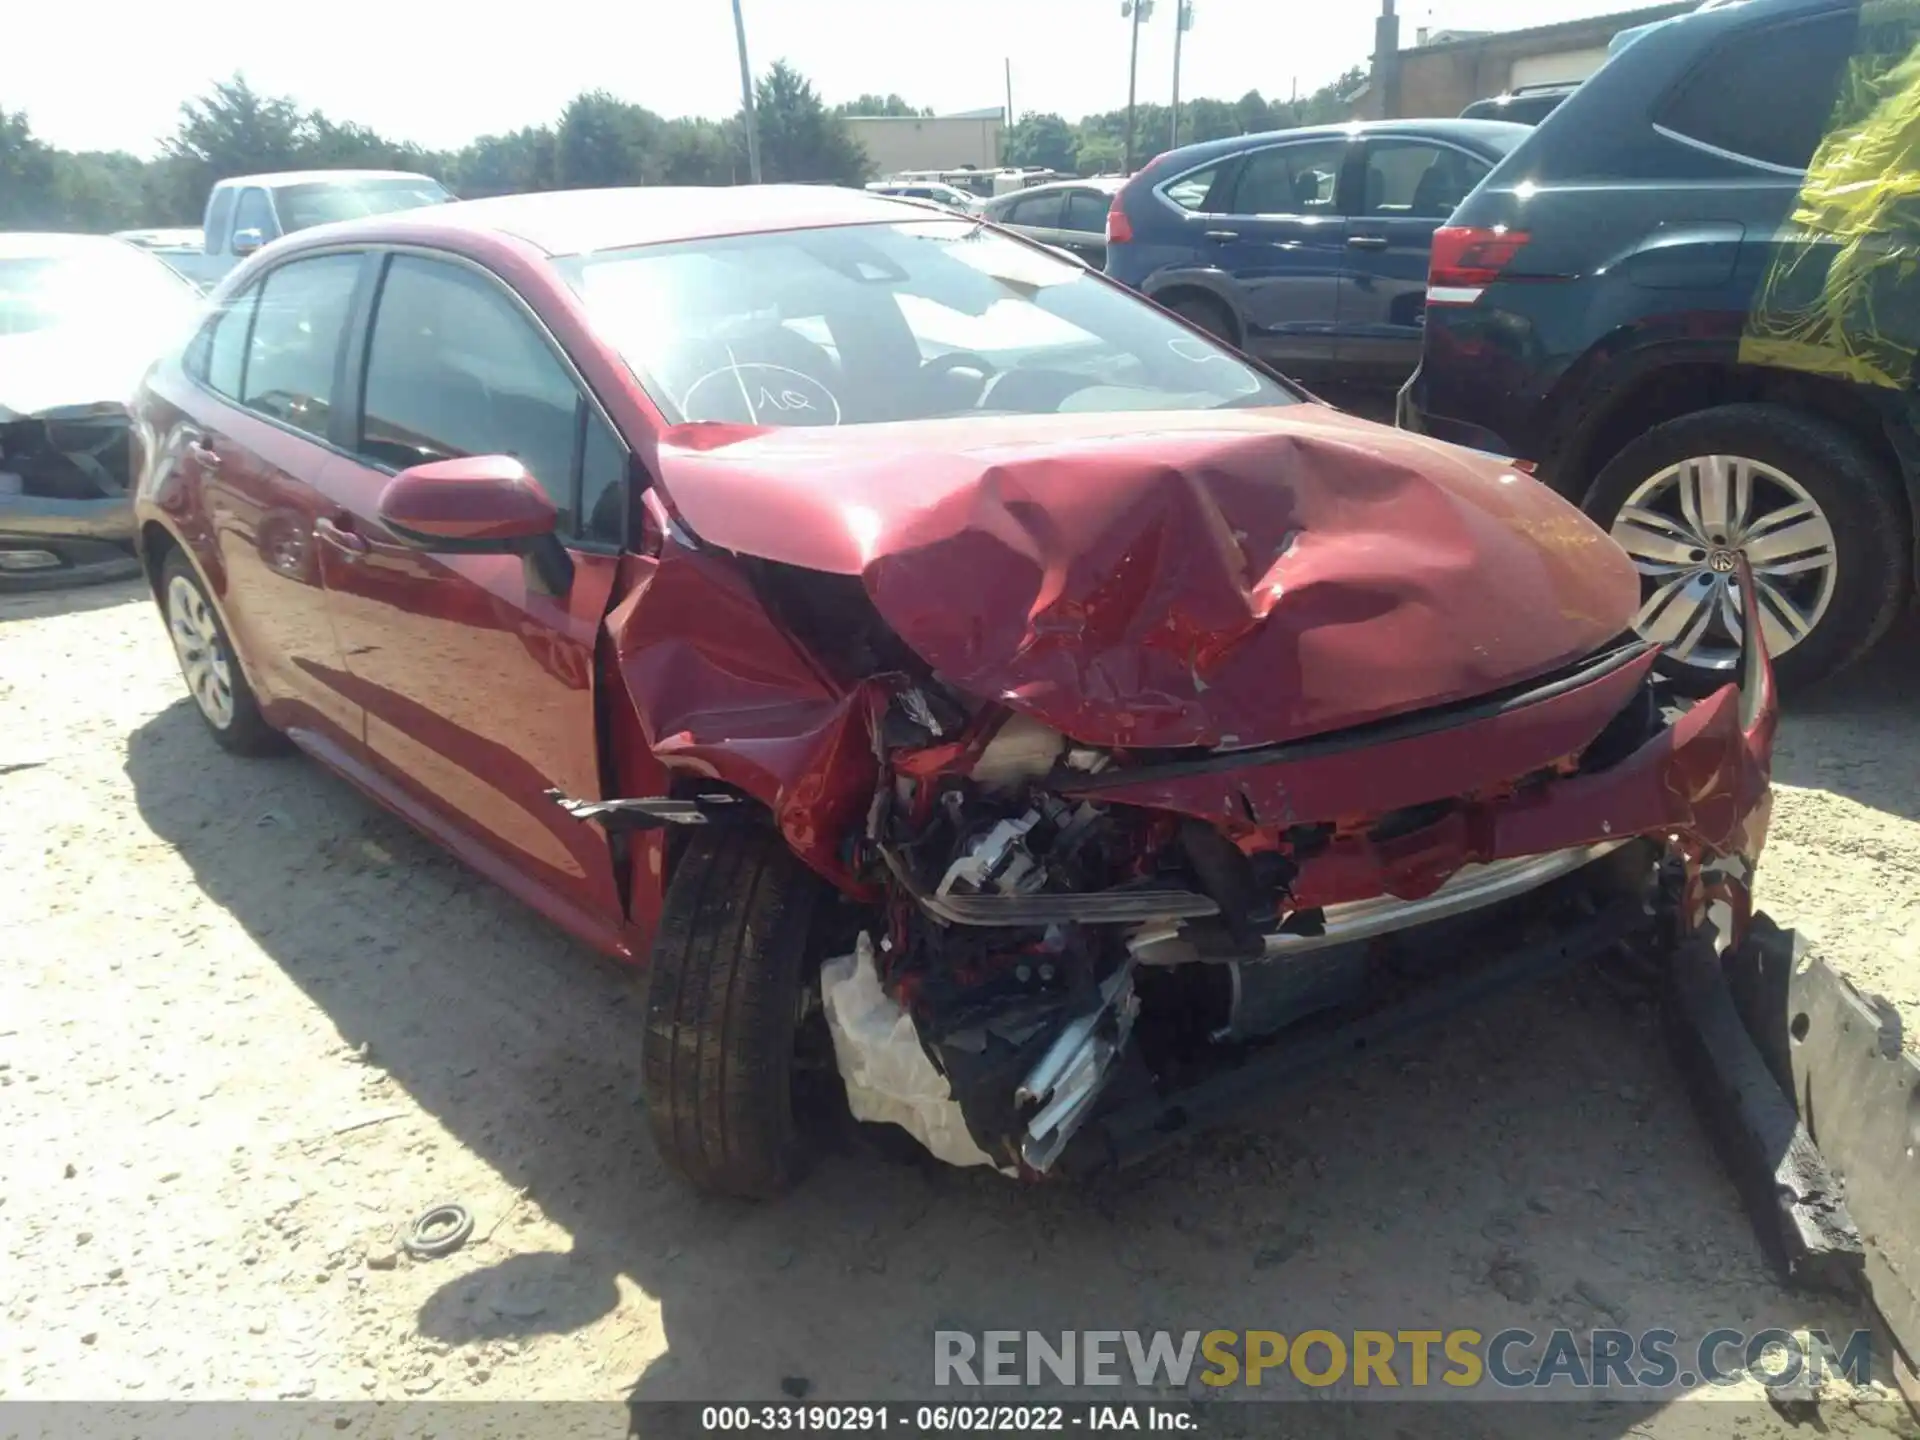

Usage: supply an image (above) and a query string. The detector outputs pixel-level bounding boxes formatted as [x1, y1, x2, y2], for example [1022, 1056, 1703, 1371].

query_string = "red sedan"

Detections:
[133, 186, 1776, 1197]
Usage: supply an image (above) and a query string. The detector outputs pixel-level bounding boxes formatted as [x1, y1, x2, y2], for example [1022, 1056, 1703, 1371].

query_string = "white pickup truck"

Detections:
[197, 170, 454, 284]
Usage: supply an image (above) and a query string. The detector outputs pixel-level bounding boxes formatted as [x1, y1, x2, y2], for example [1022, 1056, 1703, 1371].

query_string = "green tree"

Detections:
[1233, 89, 1278, 135]
[48, 151, 150, 231]
[1182, 97, 1242, 143]
[1075, 134, 1125, 175]
[1294, 67, 1367, 125]
[557, 90, 663, 188]
[833, 94, 930, 118]
[0, 56, 1383, 230]
[451, 126, 559, 198]
[1005, 112, 1077, 172]
[305, 115, 438, 172]
[660, 118, 737, 184]
[752, 61, 870, 184]
[165, 76, 307, 180]
[0, 108, 59, 227]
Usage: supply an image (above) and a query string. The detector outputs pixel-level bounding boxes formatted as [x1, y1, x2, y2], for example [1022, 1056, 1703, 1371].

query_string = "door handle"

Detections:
[1347, 234, 1389, 250]
[1203, 230, 1240, 242]
[186, 437, 220, 467]
[314, 515, 368, 558]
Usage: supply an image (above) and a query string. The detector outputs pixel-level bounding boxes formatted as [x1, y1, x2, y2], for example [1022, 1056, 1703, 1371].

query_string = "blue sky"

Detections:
[17, 0, 1638, 155]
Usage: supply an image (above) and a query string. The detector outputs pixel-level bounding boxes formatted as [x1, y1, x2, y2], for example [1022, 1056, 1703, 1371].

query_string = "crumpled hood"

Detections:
[654, 406, 1641, 749]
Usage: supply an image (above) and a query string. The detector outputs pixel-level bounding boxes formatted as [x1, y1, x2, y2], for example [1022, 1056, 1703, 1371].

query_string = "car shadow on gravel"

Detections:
[0, 572, 150, 625]
[123, 698, 1878, 1421]
[1773, 613, 1920, 821]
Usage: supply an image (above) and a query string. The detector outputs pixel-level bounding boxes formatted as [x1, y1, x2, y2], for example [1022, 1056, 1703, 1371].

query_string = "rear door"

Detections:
[998, 189, 1068, 251]
[315, 250, 635, 950]
[1340, 136, 1496, 379]
[172, 251, 369, 749]
[1055, 188, 1114, 265]
[1202, 136, 1356, 374]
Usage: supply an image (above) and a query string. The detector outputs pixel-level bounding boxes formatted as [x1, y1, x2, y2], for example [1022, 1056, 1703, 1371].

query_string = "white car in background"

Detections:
[980, 177, 1122, 267]
[864, 180, 983, 213]
[0, 234, 202, 589]
[112, 227, 225, 290]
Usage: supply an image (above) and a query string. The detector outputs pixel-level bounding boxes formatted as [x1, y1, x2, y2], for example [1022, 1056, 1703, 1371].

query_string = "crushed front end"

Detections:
[820, 578, 1775, 1180]
[0, 402, 141, 586]
[613, 409, 1778, 1182]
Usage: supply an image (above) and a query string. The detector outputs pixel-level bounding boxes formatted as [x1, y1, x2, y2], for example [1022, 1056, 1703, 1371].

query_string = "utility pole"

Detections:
[1122, 0, 1153, 174]
[1169, 0, 1192, 149]
[1005, 57, 1014, 131]
[732, 0, 763, 184]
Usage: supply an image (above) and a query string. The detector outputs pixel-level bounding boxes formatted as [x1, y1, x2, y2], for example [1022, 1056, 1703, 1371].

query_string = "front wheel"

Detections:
[1584, 404, 1910, 695]
[641, 826, 829, 1198]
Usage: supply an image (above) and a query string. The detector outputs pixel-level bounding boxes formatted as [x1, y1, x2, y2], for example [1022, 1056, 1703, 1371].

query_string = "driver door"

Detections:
[315, 252, 636, 950]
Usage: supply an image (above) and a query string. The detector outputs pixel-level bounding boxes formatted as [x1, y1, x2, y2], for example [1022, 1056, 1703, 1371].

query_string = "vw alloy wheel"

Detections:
[1609, 453, 1839, 672]
[167, 573, 237, 730]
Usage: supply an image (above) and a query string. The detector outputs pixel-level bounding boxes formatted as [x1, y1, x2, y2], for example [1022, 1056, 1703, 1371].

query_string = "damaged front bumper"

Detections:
[830, 563, 1777, 1182]
[0, 403, 139, 587]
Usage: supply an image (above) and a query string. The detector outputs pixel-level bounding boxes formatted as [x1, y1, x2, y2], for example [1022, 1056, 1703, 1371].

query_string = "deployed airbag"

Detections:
[821, 934, 1010, 1173]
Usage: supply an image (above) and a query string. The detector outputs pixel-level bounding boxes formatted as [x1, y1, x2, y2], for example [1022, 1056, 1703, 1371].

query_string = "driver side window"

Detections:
[358, 254, 627, 546]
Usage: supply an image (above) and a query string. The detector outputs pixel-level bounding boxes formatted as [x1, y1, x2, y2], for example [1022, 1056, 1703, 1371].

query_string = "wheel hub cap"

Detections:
[1609, 453, 1839, 672]
[167, 573, 236, 729]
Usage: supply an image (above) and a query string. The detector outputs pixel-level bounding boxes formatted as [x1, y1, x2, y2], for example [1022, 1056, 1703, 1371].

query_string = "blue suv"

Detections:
[1402, 0, 1920, 693]
[1101, 119, 1530, 385]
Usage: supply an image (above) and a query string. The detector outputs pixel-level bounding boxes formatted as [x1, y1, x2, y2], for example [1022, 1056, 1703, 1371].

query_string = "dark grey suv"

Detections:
[1404, 0, 1920, 693]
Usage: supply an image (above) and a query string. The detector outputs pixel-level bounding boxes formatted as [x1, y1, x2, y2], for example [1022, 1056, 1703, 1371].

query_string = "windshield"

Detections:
[0, 246, 196, 338]
[276, 178, 453, 233]
[558, 219, 1295, 427]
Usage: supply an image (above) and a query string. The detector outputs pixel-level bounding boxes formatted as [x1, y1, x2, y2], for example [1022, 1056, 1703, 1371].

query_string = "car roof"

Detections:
[988, 177, 1124, 204]
[321, 184, 943, 257]
[211, 170, 439, 190]
[1143, 117, 1533, 172]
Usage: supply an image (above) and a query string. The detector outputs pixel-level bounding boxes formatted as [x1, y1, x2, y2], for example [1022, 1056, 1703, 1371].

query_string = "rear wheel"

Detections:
[161, 551, 285, 755]
[1167, 293, 1237, 348]
[1583, 404, 1909, 694]
[641, 826, 830, 1199]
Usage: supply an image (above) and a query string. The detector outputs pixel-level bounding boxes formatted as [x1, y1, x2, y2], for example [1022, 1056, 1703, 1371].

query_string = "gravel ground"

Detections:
[2, 577, 1916, 1434]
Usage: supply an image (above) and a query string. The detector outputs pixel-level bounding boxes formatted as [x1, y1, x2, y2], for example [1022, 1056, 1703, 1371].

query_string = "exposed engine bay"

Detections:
[815, 661, 1713, 1179]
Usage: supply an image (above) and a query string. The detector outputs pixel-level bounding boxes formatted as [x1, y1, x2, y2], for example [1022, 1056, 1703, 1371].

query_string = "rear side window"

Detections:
[1007, 191, 1063, 227]
[242, 253, 362, 440]
[1062, 190, 1110, 233]
[189, 284, 257, 398]
[1654, 12, 1859, 170]
[1226, 140, 1350, 215]
[1361, 140, 1491, 218]
[1161, 165, 1220, 210]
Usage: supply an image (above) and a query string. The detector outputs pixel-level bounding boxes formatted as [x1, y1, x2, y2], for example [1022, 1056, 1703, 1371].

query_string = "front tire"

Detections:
[1583, 404, 1910, 695]
[642, 826, 828, 1199]
[161, 551, 285, 755]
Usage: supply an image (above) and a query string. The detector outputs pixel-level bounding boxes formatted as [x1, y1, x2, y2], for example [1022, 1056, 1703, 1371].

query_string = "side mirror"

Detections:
[378, 455, 573, 595]
[231, 227, 266, 257]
